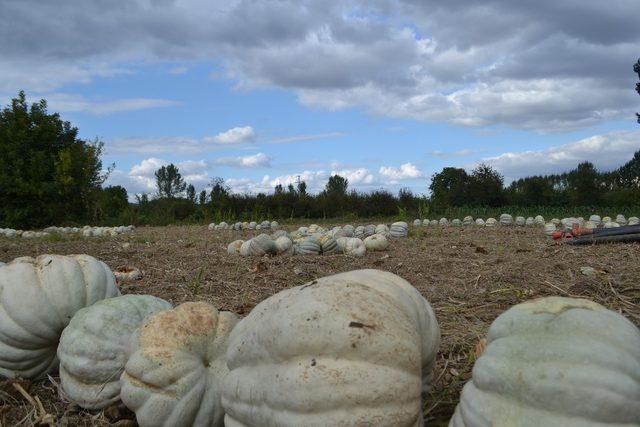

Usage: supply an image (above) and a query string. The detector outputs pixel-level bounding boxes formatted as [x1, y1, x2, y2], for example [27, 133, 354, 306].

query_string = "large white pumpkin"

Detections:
[450, 297, 640, 427]
[363, 233, 389, 251]
[0, 254, 120, 379]
[343, 237, 366, 256]
[121, 302, 239, 427]
[221, 269, 441, 427]
[57, 295, 171, 409]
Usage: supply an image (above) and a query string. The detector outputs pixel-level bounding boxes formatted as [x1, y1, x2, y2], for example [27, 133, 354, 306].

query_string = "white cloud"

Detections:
[43, 93, 179, 115]
[108, 157, 211, 197]
[129, 157, 167, 178]
[210, 126, 256, 145]
[330, 168, 375, 186]
[215, 153, 271, 168]
[481, 130, 640, 181]
[2, 1, 638, 131]
[264, 132, 346, 144]
[378, 163, 423, 183]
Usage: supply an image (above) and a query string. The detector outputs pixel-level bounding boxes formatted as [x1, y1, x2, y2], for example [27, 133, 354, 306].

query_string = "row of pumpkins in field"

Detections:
[544, 214, 640, 236]
[413, 213, 639, 229]
[0, 255, 638, 426]
[209, 220, 280, 231]
[227, 222, 410, 257]
[0, 225, 135, 239]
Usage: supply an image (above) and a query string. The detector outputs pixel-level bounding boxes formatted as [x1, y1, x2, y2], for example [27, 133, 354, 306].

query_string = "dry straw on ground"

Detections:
[1, 224, 638, 426]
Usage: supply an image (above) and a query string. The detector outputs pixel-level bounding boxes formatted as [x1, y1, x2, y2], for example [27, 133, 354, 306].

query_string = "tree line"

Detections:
[1, 58, 639, 228]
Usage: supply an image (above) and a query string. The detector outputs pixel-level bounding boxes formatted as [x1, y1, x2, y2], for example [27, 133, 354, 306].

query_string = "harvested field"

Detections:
[1, 224, 639, 426]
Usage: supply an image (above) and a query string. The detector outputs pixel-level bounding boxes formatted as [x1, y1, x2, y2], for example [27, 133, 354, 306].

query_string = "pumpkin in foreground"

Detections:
[450, 296, 640, 427]
[0, 254, 120, 379]
[57, 295, 171, 409]
[221, 269, 440, 427]
[120, 302, 239, 427]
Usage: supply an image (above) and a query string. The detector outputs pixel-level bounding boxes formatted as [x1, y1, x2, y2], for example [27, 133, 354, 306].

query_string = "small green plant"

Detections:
[188, 266, 206, 297]
[396, 206, 407, 221]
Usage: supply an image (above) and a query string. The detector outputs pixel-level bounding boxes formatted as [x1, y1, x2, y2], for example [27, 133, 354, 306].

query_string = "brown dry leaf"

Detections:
[474, 338, 487, 358]
[0, 378, 31, 401]
[253, 261, 266, 273]
[475, 246, 488, 254]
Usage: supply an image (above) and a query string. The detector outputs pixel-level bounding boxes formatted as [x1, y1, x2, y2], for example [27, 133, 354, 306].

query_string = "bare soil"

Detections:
[1, 225, 639, 426]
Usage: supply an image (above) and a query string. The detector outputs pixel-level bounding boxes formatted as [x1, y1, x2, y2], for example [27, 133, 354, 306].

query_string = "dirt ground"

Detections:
[1, 224, 639, 426]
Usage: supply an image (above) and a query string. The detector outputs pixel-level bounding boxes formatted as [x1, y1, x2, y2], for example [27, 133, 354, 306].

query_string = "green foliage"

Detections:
[325, 174, 348, 195]
[635, 58, 639, 123]
[95, 186, 129, 220]
[186, 184, 196, 202]
[429, 167, 470, 210]
[155, 164, 186, 198]
[0, 91, 110, 228]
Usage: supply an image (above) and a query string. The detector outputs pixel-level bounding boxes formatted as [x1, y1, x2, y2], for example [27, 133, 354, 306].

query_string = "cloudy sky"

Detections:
[2, 0, 639, 197]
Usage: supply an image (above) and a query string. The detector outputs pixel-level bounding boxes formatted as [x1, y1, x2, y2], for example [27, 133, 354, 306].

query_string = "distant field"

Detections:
[1, 224, 639, 425]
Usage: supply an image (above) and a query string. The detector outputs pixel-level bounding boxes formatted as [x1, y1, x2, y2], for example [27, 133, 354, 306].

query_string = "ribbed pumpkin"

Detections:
[534, 215, 545, 226]
[413, 219, 422, 227]
[319, 235, 338, 255]
[297, 236, 321, 255]
[450, 297, 640, 427]
[390, 222, 409, 237]
[604, 221, 620, 228]
[544, 222, 556, 236]
[363, 233, 389, 251]
[485, 218, 497, 227]
[525, 217, 534, 226]
[244, 234, 277, 256]
[462, 216, 474, 226]
[273, 236, 293, 255]
[475, 218, 485, 227]
[354, 225, 365, 238]
[616, 214, 627, 226]
[121, 302, 239, 427]
[515, 216, 526, 226]
[451, 219, 462, 227]
[57, 295, 171, 409]
[343, 237, 366, 257]
[342, 224, 355, 237]
[439, 218, 449, 227]
[499, 213, 513, 226]
[221, 269, 440, 427]
[363, 224, 377, 237]
[429, 220, 439, 226]
[628, 216, 640, 225]
[375, 224, 389, 234]
[0, 255, 120, 379]
[227, 240, 245, 254]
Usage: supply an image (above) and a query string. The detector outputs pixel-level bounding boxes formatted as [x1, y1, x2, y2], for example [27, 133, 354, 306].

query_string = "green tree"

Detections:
[155, 164, 186, 198]
[297, 180, 307, 196]
[186, 184, 196, 202]
[468, 164, 504, 206]
[0, 91, 109, 227]
[210, 177, 229, 204]
[95, 186, 129, 220]
[635, 58, 640, 123]
[567, 161, 602, 205]
[429, 167, 470, 209]
[198, 190, 207, 205]
[616, 150, 640, 188]
[325, 174, 348, 195]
